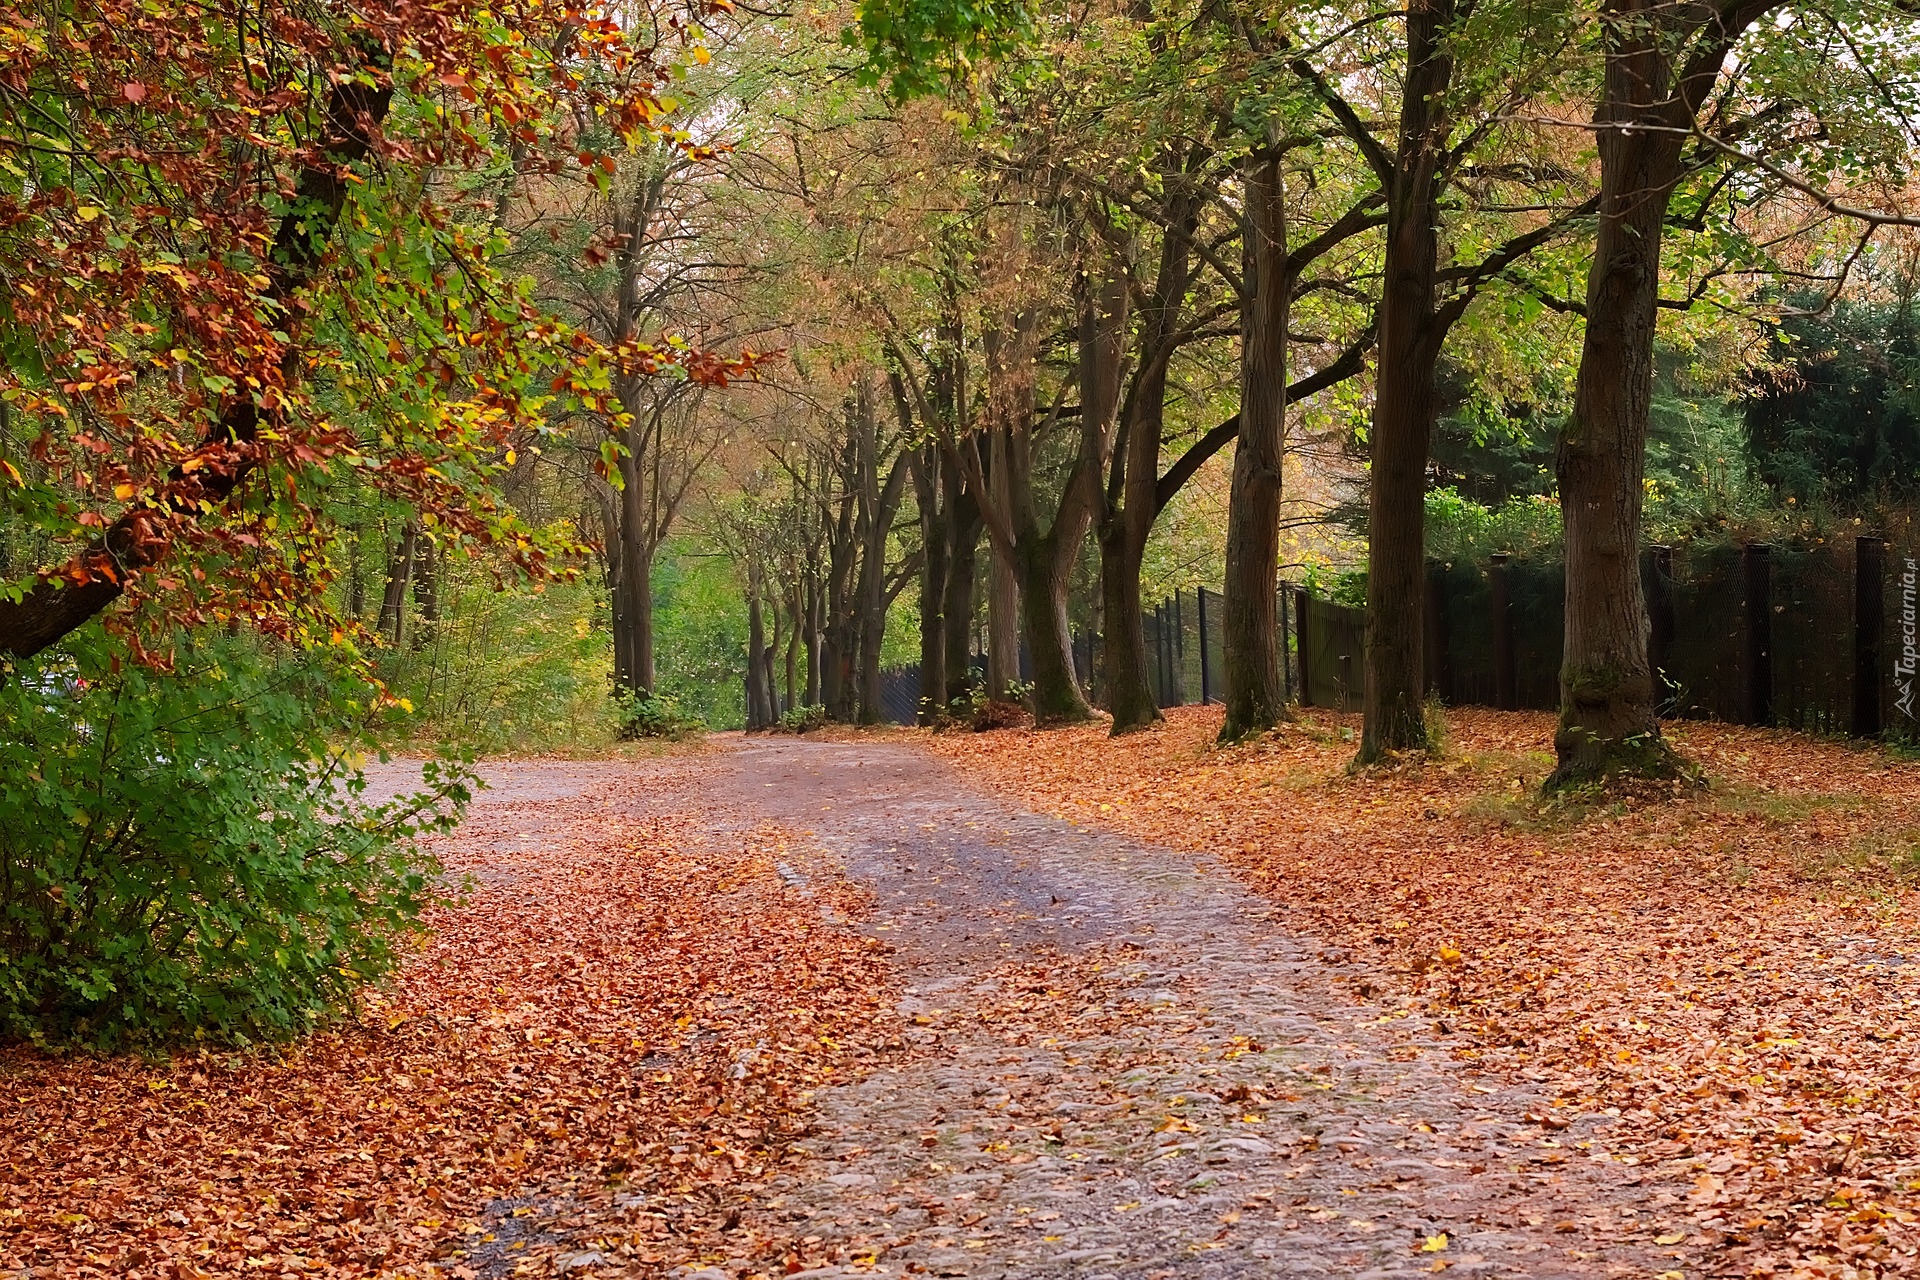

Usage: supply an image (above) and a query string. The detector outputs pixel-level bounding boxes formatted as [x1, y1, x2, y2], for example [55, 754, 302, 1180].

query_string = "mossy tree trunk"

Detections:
[1551, 0, 1774, 786]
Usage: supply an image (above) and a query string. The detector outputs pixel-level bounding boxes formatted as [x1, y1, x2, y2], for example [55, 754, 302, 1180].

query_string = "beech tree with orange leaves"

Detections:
[0, 0, 749, 670]
[0, 0, 760, 1048]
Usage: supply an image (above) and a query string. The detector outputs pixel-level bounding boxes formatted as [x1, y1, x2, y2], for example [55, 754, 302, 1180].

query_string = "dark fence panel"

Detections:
[1664, 543, 1746, 723]
[878, 665, 921, 725]
[1436, 560, 1497, 709]
[864, 536, 1898, 736]
[1302, 596, 1366, 712]
[1772, 541, 1854, 735]
[1508, 558, 1566, 710]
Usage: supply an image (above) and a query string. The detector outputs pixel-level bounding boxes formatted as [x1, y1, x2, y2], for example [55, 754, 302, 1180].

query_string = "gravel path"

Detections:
[689, 736, 1684, 1280]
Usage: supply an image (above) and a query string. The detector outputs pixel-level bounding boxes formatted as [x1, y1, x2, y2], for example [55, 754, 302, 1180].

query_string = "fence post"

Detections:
[1490, 552, 1517, 711]
[1172, 589, 1186, 703]
[1155, 600, 1169, 707]
[1744, 542, 1773, 726]
[1423, 563, 1451, 703]
[1647, 544, 1676, 717]
[1856, 535, 1883, 738]
[1197, 588, 1211, 704]
[1295, 586, 1313, 708]
[1164, 599, 1176, 706]
[1279, 584, 1293, 702]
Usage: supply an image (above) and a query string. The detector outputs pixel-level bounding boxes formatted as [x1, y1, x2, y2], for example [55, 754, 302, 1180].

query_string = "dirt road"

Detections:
[682, 736, 1679, 1280]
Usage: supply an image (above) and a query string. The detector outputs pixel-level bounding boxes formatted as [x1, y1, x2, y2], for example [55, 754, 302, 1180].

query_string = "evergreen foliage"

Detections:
[1746, 300, 1920, 508]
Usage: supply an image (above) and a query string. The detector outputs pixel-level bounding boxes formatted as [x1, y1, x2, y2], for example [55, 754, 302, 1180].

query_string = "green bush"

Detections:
[775, 703, 827, 733]
[0, 636, 470, 1050]
[614, 687, 705, 740]
[1425, 488, 1563, 564]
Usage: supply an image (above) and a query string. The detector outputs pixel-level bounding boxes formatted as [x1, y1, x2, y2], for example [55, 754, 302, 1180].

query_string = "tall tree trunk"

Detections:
[1015, 535, 1084, 722]
[1099, 518, 1157, 729]
[985, 427, 1020, 698]
[1001, 277, 1124, 726]
[821, 485, 856, 720]
[856, 453, 911, 724]
[761, 638, 780, 724]
[1220, 147, 1291, 741]
[1551, 0, 1766, 784]
[1358, 0, 1455, 763]
[410, 534, 439, 651]
[1100, 143, 1203, 734]
[633, 542, 656, 694]
[347, 532, 367, 622]
[745, 560, 769, 730]
[1102, 322, 1183, 734]
[912, 445, 949, 724]
[943, 480, 982, 707]
[804, 569, 822, 707]
[765, 595, 785, 719]
[785, 589, 801, 712]
[379, 523, 417, 647]
[611, 429, 655, 697]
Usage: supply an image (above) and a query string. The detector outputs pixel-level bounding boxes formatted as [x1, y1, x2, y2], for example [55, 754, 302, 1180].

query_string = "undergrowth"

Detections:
[0, 632, 470, 1049]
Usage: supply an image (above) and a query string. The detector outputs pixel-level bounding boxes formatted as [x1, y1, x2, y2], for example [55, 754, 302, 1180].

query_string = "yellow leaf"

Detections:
[1421, 1233, 1449, 1252]
[1, 460, 21, 486]
[113, 482, 134, 500]
[692, 44, 710, 63]
[1655, 1232, 1686, 1245]
[75, 206, 103, 222]
[1438, 945, 1463, 965]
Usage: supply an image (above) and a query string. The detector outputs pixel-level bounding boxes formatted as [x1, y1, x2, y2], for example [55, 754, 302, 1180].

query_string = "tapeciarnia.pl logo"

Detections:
[1899, 557, 1918, 720]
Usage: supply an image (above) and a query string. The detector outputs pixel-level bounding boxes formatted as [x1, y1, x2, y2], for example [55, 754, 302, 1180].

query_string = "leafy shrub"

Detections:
[1425, 487, 1563, 564]
[0, 636, 470, 1049]
[614, 687, 705, 740]
[937, 680, 1033, 731]
[774, 703, 827, 734]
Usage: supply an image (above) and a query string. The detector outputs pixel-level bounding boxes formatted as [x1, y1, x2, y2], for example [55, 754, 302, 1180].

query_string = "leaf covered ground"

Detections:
[924, 706, 1920, 1278]
[0, 756, 892, 1279]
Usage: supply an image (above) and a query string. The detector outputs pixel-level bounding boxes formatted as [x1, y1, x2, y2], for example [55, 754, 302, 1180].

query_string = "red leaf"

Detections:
[121, 81, 147, 103]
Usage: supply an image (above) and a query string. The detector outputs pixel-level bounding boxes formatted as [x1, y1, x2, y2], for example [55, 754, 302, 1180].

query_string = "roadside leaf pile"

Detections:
[0, 757, 891, 1278]
[928, 707, 1920, 1278]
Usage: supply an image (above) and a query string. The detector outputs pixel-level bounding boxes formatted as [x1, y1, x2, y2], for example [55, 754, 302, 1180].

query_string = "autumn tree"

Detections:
[0, 0, 754, 673]
[1551, 0, 1920, 784]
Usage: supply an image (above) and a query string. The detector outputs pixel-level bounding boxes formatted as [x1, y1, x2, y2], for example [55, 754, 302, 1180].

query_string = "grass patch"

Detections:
[1711, 784, 1864, 824]
[1795, 826, 1920, 886]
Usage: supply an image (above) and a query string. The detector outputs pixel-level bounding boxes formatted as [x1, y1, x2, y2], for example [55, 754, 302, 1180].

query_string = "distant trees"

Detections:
[829, 0, 1920, 778]
[1747, 298, 1920, 504]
